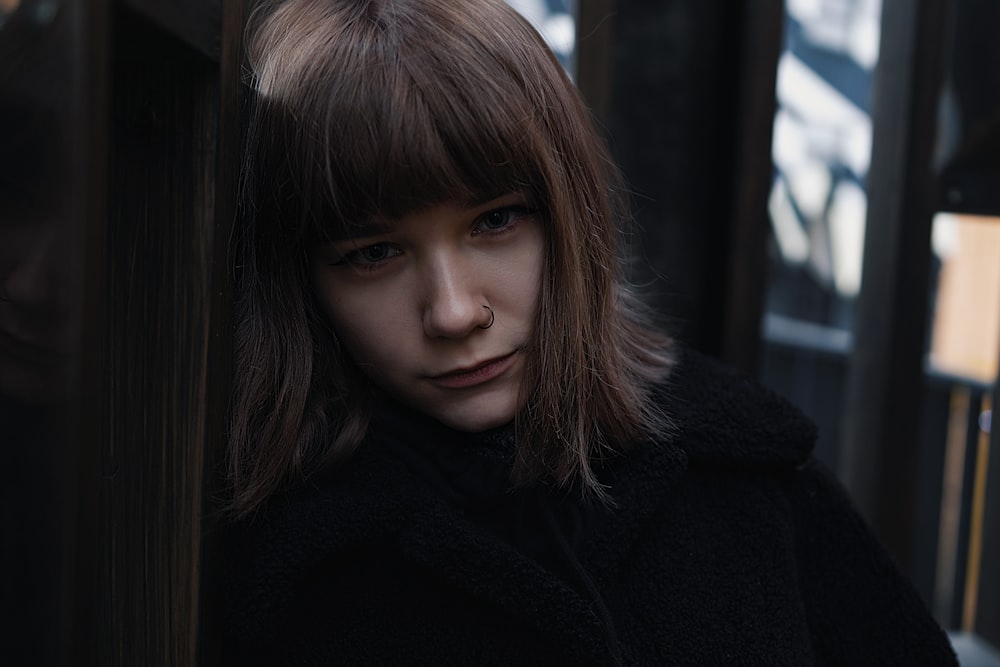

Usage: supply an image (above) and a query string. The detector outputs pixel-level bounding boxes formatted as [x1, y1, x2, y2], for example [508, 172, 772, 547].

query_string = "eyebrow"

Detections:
[463, 191, 525, 210]
[328, 192, 527, 242]
[333, 221, 395, 242]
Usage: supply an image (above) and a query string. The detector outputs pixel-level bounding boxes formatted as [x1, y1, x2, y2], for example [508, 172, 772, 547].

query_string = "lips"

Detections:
[0, 326, 69, 368]
[430, 351, 518, 389]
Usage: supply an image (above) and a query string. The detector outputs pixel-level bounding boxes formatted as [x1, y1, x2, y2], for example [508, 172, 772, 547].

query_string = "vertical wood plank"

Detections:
[96, 5, 223, 663]
[719, 0, 783, 373]
[199, 0, 248, 662]
[838, 0, 954, 577]
[976, 372, 1000, 644]
[576, 0, 781, 370]
[75, 0, 112, 660]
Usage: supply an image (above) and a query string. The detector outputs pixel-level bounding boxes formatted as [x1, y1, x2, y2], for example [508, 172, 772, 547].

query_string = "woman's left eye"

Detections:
[331, 242, 402, 268]
[472, 206, 533, 235]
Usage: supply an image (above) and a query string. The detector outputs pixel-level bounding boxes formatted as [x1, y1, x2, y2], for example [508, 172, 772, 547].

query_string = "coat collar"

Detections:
[224, 347, 815, 655]
[226, 446, 619, 661]
[577, 347, 817, 587]
[664, 347, 816, 468]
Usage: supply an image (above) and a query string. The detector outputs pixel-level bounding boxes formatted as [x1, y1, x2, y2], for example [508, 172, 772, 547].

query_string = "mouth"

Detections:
[430, 350, 519, 389]
[0, 327, 68, 367]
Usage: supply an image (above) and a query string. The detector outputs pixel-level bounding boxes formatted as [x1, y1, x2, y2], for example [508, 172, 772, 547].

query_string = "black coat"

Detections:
[222, 350, 957, 665]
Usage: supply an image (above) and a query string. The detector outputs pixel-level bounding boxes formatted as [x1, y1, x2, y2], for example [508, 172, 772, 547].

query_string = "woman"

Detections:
[222, 0, 957, 664]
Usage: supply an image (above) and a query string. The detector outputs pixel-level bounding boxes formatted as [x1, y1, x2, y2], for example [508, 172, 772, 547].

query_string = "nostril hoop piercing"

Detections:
[478, 305, 494, 329]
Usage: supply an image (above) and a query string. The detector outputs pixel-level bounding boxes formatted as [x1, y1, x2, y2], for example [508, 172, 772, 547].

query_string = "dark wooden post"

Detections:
[74, 0, 112, 662]
[576, 0, 782, 372]
[837, 0, 954, 576]
[84, 1, 244, 663]
[975, 352, 1000, 645]
[0, 0, 249, 664]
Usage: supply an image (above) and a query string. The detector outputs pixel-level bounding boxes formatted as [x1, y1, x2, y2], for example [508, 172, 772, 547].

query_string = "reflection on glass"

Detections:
[0, 4, 77, 664]
[0, 0, 16, 30]
[1, 1, 62, 32]
[758, 0, 884, 469]
[0, 219, 73, 405]
[0, 106, 72, 406]
[0, 0, 72, 407]
[767, 0, 882, 331]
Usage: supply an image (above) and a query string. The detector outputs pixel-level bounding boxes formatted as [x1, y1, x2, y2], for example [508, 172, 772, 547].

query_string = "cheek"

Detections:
[314, 283, 407, 370]
[506, 231, 545, 317]
[335, 317, 397, 369]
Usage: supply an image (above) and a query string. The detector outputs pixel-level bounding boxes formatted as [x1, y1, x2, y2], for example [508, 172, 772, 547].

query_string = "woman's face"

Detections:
[311, 194, 544, 432]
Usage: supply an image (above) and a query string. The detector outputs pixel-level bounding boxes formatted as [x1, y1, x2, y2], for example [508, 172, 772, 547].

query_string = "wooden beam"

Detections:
[119, 0, 222, 62]
[575, 0, 781, 367]
[838, 0, 954, 576]
[719, 0, 783, 373]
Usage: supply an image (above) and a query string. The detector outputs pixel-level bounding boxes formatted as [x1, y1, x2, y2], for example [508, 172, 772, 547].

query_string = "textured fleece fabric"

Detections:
[221, 348, 957, 666]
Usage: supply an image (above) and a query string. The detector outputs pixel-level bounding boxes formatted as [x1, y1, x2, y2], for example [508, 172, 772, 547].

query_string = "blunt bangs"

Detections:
[228, 0, 674, 516]
[249, 0, 566, 241]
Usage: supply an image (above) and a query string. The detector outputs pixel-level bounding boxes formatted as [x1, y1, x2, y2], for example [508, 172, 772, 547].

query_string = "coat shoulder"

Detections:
[653, 347, 817, 469]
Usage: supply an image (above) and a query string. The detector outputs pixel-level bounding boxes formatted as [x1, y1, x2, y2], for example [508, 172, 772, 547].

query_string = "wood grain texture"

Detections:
[97, 5, 226, 664]
[838, 0, 954, 577]
[576, 0, 782, 371]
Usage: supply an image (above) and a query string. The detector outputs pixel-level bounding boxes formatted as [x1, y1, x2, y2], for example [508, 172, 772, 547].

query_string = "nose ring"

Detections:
[478, 305, 494, 330]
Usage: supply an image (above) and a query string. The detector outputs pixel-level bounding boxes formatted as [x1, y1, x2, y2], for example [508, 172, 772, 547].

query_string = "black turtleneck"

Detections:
[365, 398, 612, 609]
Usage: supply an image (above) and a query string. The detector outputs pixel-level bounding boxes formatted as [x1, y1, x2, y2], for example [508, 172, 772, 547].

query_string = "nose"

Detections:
[420, 253, 487, 339]
[2, 224, 64, 310]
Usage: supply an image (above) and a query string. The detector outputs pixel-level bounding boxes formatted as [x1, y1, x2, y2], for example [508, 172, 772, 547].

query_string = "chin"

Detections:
[428, 394, 520, 433]
[436, 409, 516, 434]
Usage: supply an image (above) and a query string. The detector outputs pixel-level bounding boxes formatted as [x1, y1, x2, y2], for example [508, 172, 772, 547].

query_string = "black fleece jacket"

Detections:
[221, 349, 957, 666]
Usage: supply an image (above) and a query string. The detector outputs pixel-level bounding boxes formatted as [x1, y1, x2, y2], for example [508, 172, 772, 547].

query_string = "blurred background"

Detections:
[0, 0, 997, 664]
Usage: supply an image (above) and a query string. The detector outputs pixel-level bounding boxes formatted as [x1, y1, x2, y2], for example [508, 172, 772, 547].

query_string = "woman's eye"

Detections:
[473, 206, 532, 235]
[335, 242, 401, 266]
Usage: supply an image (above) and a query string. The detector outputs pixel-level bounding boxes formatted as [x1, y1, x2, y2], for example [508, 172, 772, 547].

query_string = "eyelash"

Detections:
[331, 204, 536, 271]
[332, 243, 401, 269]
[471, 205, 535, 237]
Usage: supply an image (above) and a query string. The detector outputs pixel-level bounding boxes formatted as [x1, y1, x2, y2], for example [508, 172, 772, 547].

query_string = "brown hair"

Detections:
[228, 0, 673, 516]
